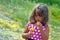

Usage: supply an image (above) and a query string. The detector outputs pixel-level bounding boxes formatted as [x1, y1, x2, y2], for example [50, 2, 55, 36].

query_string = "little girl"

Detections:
[22, 3, 49, 40]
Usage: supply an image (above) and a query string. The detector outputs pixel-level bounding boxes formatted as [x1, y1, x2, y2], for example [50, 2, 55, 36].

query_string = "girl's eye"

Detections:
[35, 14, 39, 16]
[36, 15, 38, 16]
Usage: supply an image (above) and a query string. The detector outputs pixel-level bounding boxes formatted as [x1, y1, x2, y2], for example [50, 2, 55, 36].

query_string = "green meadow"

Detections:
[0, 0, 60, 40]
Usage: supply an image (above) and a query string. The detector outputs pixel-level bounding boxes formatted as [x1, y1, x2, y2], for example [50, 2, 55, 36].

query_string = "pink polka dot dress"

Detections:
[28, 23, 47, 40]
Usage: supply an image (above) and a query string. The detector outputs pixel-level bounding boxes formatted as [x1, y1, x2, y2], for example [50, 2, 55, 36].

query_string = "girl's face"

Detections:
[35, 9, 44, 22]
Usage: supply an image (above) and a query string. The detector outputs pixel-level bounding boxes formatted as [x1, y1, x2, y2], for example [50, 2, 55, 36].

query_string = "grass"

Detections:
[0, 0, 60, 40]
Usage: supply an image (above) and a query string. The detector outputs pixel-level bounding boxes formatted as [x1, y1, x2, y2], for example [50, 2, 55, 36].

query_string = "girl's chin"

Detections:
[36, 20, 42, 22]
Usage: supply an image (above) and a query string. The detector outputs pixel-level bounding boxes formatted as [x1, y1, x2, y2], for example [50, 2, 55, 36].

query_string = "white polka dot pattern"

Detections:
[28, 23, 46, 40]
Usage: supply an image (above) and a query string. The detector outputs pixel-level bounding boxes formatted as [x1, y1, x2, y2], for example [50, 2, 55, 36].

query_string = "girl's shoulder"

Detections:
[28, 22, 34, 28]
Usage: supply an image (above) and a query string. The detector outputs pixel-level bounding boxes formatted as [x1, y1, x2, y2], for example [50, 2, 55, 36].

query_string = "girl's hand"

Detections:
[22, 31, 33, 39]
[28, 30, 33, 35]
[35, 21, 42, 27]
[27, 28, 35, 37]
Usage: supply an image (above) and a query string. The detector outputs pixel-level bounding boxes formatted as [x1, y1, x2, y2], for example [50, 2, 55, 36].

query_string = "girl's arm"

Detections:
[39, 25, 49, 40]
[36, 22, 49, 40]
[22, 22, 33, 39]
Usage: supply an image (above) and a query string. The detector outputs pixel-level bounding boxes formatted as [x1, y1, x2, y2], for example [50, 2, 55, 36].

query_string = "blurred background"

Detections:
[0, 0, 60, 40]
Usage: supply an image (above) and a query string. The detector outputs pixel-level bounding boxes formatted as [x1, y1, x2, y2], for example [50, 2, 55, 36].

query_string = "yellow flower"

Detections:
[30, 28, 35, 31]
[12, 25, 17, 28]
[0, 20, 6, 26]
[0, 20, 4, 23]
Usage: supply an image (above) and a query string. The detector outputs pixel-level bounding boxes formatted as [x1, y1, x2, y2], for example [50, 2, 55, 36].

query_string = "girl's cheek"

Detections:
[35, 18, 38, 21]
[37, 17, 41, 20]
[35, 16, 44, 22]
[37, 17, 43, 22]
[39, 17, 44, 22]
[35, 17, 40, 21]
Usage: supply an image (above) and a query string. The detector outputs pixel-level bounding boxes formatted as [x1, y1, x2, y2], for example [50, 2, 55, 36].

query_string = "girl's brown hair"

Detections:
[30, 3, 49, 26]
